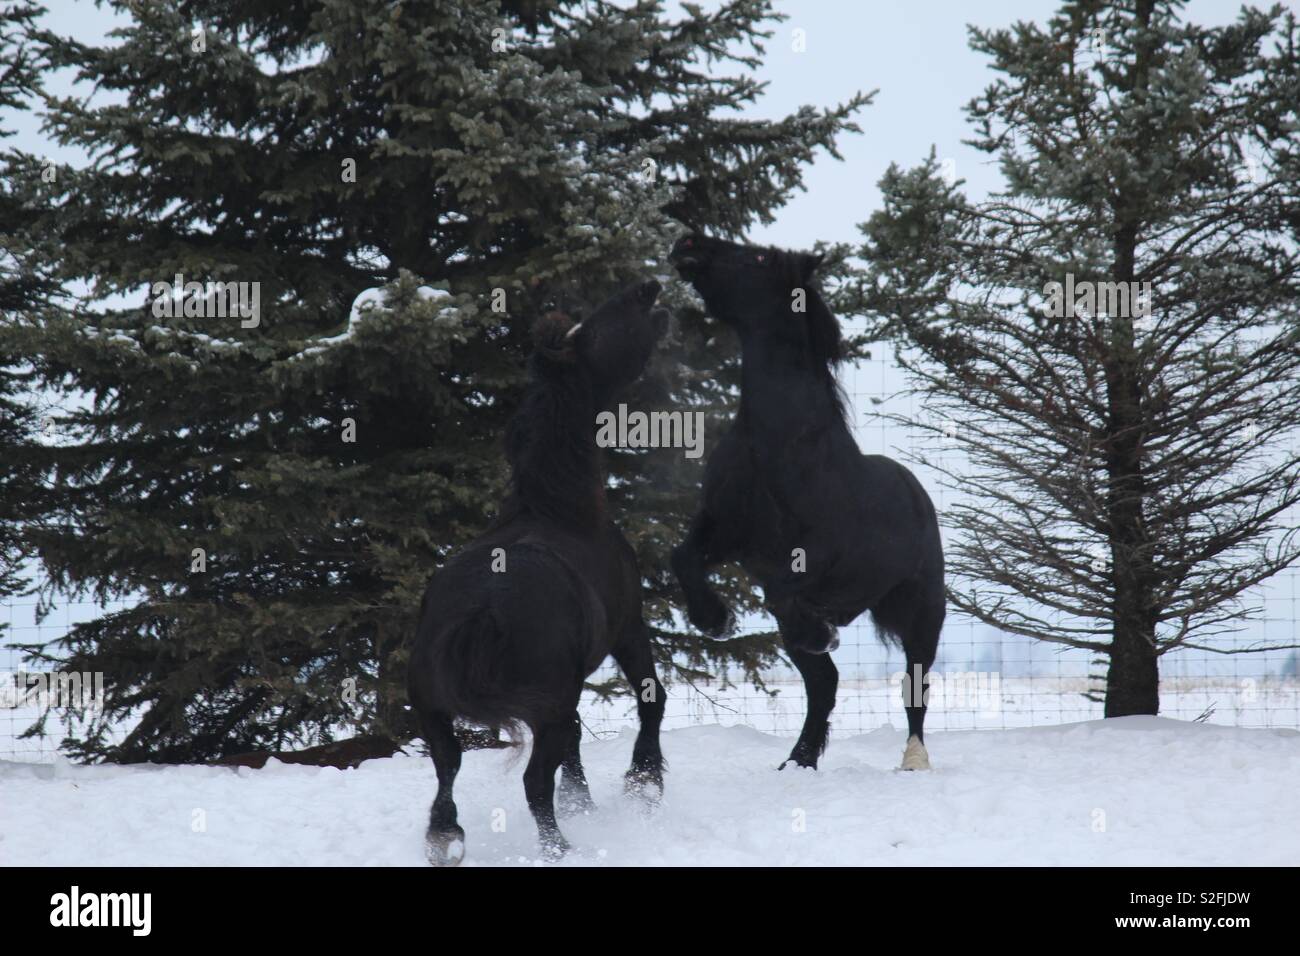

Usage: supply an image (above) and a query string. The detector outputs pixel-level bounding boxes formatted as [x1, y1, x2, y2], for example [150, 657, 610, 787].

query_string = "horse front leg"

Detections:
[671, 512, 736, 637]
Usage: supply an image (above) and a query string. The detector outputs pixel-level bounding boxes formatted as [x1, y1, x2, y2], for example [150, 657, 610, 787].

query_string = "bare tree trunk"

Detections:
[1104, 214, 1161, 715]
[1105, 620, 1159, 716]
[1102, 2, 1161, 717]
[1102, 331, 1161, 713]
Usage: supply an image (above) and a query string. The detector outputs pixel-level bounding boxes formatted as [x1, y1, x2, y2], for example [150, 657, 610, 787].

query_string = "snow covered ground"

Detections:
[2, 716, 1296, 866]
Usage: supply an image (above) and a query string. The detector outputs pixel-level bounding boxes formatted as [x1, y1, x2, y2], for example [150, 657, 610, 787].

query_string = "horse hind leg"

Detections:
[556, 710, 596, 817]
[419, 709, 466, 865]
[523, 718, 573, 861]
[894, 583, 944, 772]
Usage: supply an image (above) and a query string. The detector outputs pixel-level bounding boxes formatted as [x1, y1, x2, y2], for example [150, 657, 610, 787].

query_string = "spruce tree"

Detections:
[0, 1, 49, 641]
[849, 0, 1300, 716]
[3, 0, 867, 760]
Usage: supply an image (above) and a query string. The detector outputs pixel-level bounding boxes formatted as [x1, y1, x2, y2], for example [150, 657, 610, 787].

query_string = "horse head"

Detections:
[531, 278, 668, 400]
[670, 233, 839, 364]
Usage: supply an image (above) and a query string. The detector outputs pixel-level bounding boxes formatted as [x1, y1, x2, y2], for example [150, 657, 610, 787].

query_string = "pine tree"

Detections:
[0, 1, 50, 641]
[3, 0, 867, 760]
[848, 0, 1300, 716]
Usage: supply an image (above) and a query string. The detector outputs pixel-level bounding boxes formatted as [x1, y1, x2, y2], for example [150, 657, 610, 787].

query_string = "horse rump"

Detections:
[409, 547, 596, 737]
[409, 607, 530, 741]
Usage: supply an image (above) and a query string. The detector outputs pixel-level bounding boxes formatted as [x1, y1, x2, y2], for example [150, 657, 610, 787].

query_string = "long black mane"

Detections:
[768, 247, 849, 423]
[500, 312, 603, 530]
[777, 248, 843, 367]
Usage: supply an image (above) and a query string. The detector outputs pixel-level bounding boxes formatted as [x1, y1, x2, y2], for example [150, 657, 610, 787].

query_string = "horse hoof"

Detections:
[778, 756, 817, 771]
[425, 826, 466, 866]
[899, 736, 931, 771]
[624, 771, 664, 804]
[780, 741, 819, 770]
[556, 790, 597, 818]
[539, 836, 570, 862]
[689, 595, 736, 638]
[716, 608, 738, 638]
[698, 606, 736, 639]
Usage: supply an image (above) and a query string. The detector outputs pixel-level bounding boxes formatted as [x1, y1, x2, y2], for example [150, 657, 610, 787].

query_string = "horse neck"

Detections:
[503, 369, 607, 533]
[737, 330, 846, 444]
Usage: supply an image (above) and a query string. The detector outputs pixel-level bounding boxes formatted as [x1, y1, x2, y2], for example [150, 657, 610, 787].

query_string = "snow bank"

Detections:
[2, 718, 1294, 866]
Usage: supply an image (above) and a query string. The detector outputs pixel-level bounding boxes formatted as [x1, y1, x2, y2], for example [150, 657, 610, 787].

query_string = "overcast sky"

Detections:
[747, 0, 1269, 246]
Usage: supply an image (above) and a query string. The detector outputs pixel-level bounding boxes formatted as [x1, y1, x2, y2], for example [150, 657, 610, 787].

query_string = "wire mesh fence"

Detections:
[579, 588, 1300, 741]
[0, 596, 105, 763]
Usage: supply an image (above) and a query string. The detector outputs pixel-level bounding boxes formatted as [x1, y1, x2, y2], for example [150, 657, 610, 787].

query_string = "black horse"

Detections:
[669, 234, 944, 772]
[408, 279, 669, 865]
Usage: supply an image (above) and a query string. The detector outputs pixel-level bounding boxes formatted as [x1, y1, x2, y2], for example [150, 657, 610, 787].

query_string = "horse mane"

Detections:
[499, 312, 604, 529]
[774, 248, 842, 365]
[776, 248, 849, 422]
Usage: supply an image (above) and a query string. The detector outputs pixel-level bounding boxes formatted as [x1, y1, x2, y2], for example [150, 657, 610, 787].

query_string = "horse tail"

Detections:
[410, 607, 520, 743]
[410, 542, 601, 741]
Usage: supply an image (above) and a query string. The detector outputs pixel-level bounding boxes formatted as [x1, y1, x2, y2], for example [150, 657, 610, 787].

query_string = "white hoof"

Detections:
[900, 735, 931, 771]
[425, 828, 466, 866]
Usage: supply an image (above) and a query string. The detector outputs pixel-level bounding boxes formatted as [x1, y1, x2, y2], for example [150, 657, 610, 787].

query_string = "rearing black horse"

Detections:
[669, 234, 944, 772]
[408, 279, 669, 865]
